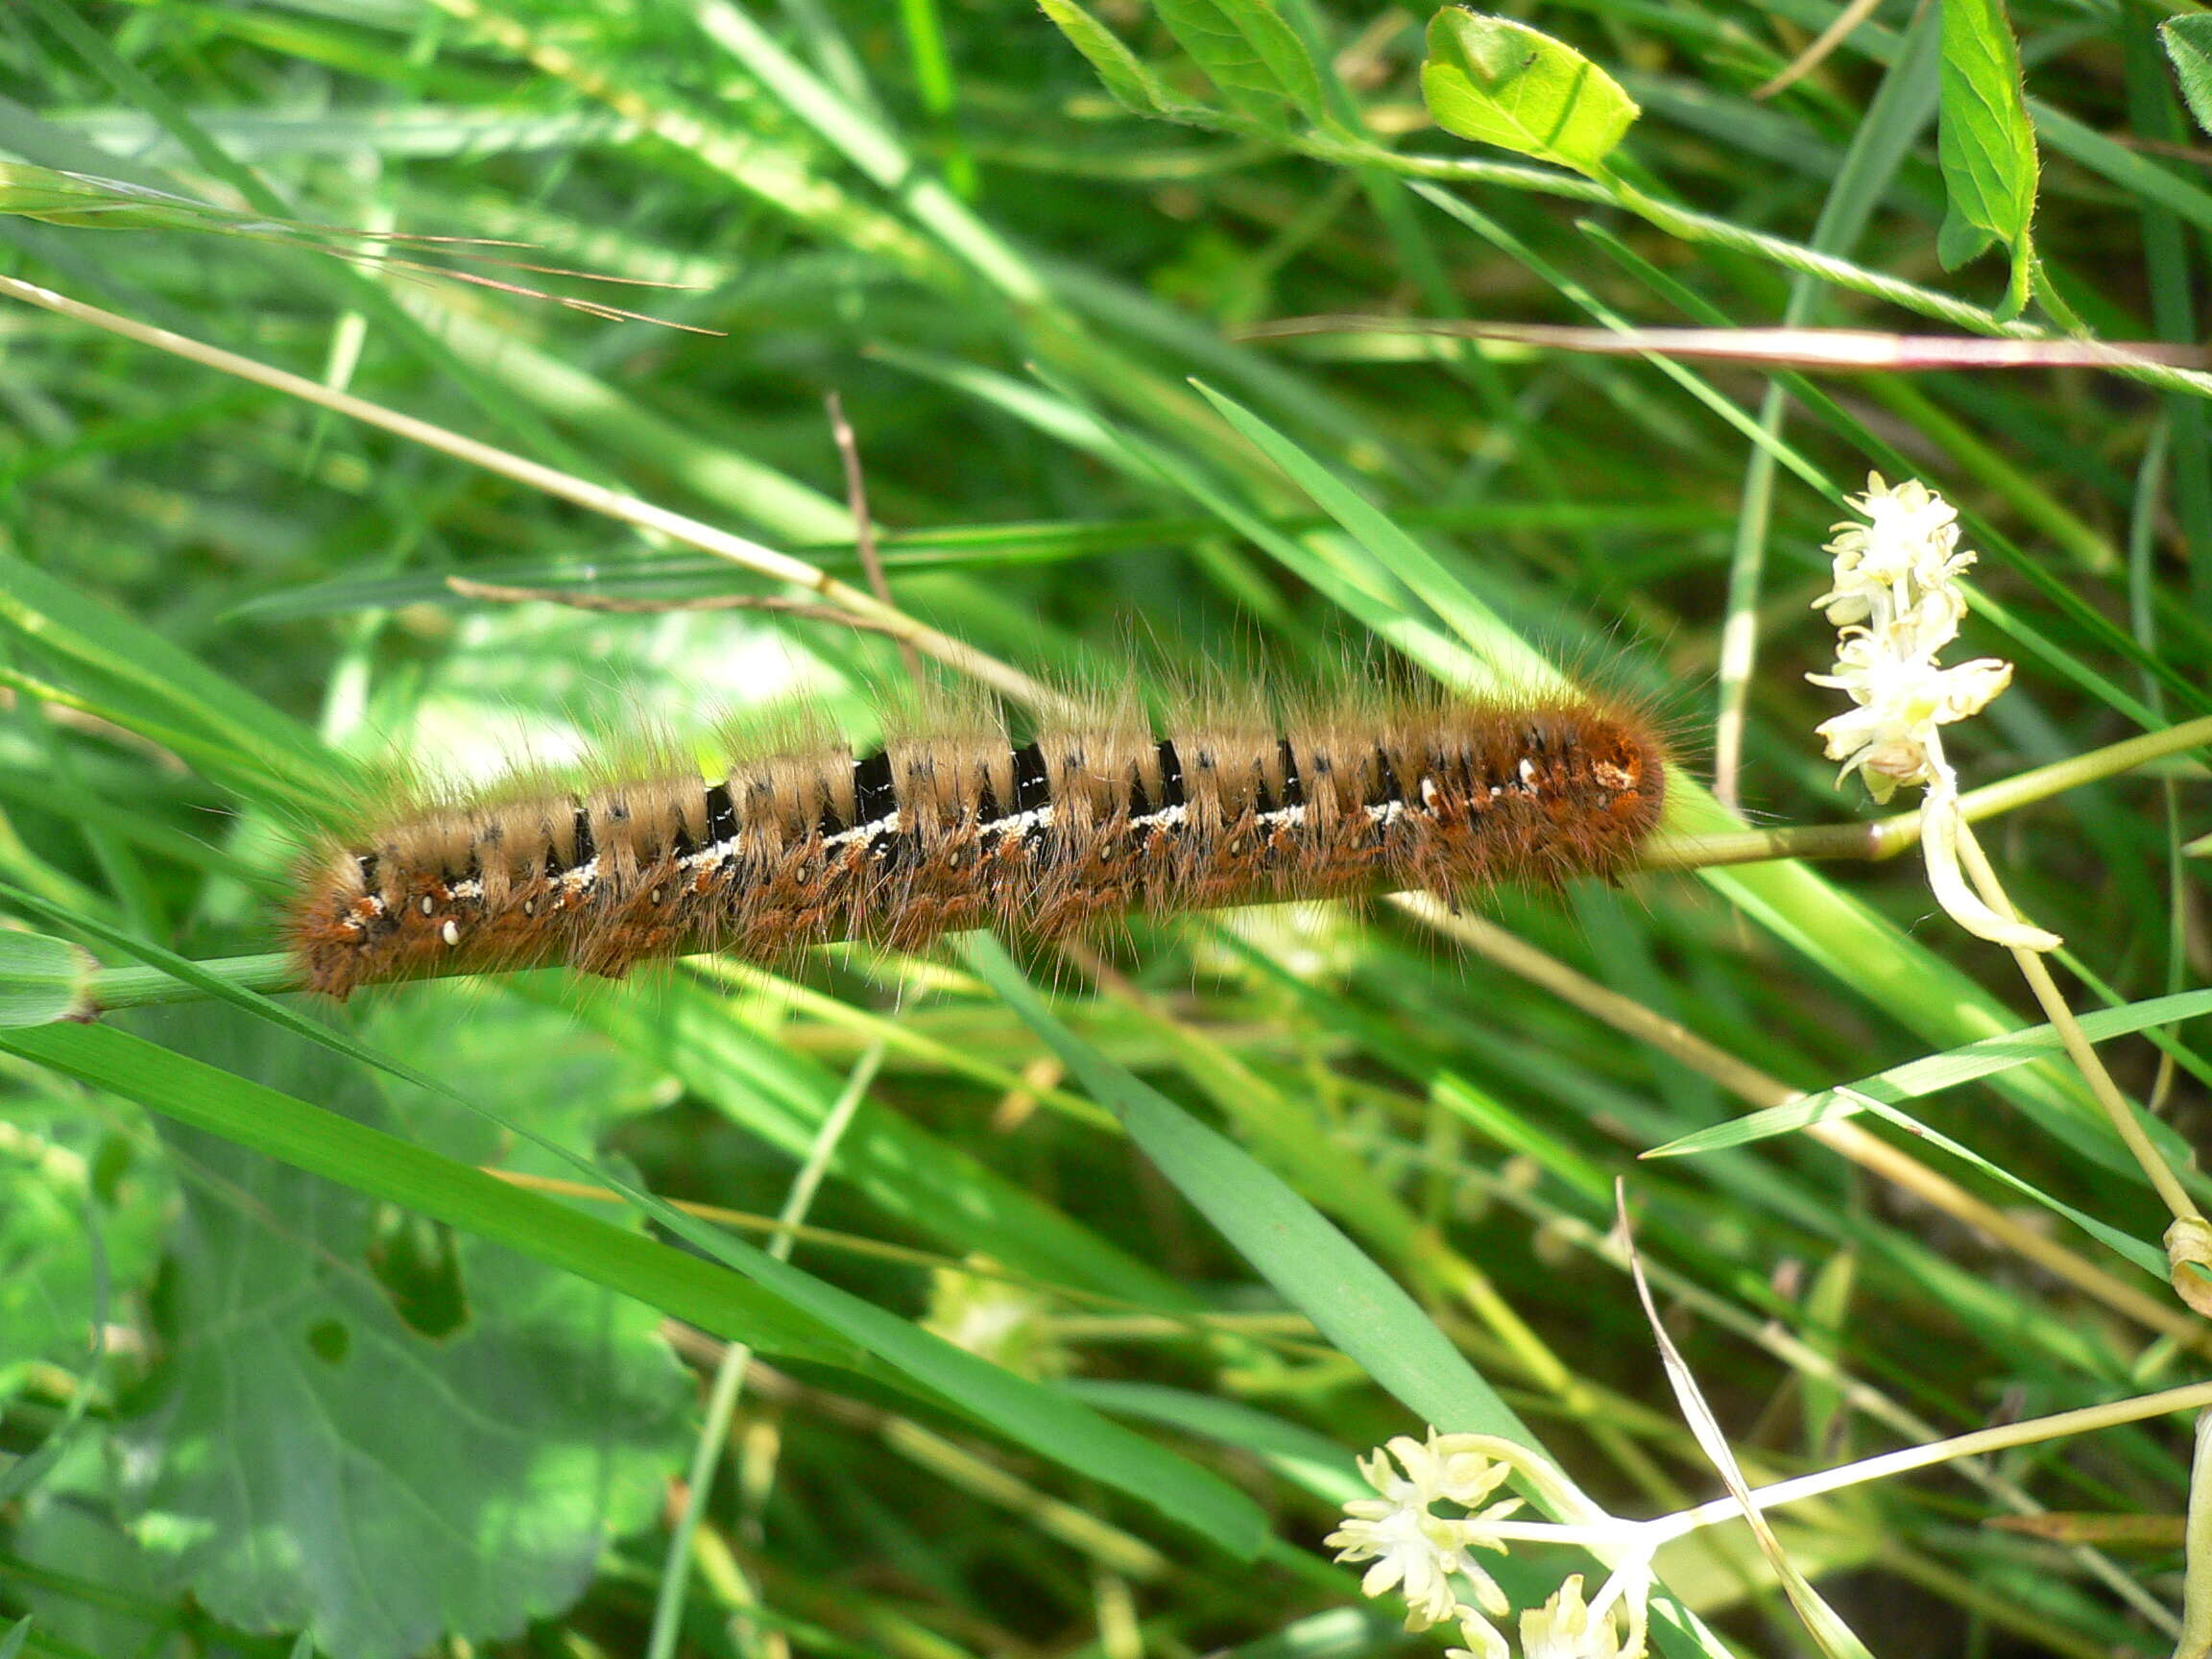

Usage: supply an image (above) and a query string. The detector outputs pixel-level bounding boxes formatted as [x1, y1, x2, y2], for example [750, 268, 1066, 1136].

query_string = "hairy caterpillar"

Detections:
[288, 688, 1668, 1000]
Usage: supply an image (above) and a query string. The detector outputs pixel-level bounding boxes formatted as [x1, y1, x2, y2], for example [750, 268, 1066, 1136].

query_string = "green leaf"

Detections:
[110, 1008, 690, 1659]
[1844, 1095, 2167, 1278]
[0, 550, 347, 819]
[2160, 15, 2212, 138]
[1154, 0, 1325, 127]
[665, 1192, 1273, 1557]
[1187, 379, 1555, 685]
[1647, 987, 2212, 1158]
[1420, 9, 1640, 179]
[12, 1434, 175, 1657]
[362, 994, 1267, 1560]
[0, 159, 256, 232]
[0, 1020, 860, 1367]
[965, 934, 1536, 1446]
[0, 1117, 160, 1399]
[573, 974, 1193, 1307]
[1937, 0, 2038, 305]
[0, 930, 96, 1026]
[1035, 0, 1175, 114]
[1067, 1382, 1366, 1503]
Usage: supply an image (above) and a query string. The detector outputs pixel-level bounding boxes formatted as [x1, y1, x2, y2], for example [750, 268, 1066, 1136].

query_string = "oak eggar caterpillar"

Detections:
[289, 684, 1668, 999]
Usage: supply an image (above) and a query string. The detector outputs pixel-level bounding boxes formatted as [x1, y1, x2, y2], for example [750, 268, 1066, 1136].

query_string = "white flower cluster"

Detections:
[1325, 1430, 1649, 1659]
[1807, 476, 2009, 803]
[1807, 476, 2058, 952]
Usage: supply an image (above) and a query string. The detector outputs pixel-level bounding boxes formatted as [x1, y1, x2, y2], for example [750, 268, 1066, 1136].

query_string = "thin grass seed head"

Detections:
[1807, 475, 2056, 950]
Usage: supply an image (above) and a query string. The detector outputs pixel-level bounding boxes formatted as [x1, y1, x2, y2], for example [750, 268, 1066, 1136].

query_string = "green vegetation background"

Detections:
[0, 0, 2208, 1655]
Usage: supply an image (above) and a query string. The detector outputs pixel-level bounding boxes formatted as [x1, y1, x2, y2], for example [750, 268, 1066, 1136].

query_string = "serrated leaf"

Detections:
[1937, 0, 2038, 301]
[1155, 0, 1324, 127]
[1420, 9, 1640, 179]
[2161, 16, 2212, 138]
[1036, 0, 1174, 113]
[0, 929, 96, 1026]
[118, 1007, 692, 1659]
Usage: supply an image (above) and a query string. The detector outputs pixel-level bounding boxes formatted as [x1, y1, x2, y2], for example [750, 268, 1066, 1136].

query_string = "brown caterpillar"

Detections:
[288, 690, 1667, 999]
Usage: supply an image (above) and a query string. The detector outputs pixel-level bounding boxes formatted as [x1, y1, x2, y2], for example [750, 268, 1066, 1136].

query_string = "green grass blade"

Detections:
[965, 932, 1536, 1446]
[1649, 988, 2212, 1156]
[0, 1021, 859, 1366]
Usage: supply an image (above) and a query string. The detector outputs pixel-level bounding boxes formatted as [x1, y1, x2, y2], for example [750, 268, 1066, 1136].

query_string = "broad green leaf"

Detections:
[1036, 0, 1176, 113]
[2159, 15, 2212, 138]
[1937, 0, 2038, 311]
[0, 930, 96, 1026]
[110, 1008, 690, 1659]
[1155, 0, 1325, 127]
[1421, 10, 1640, 179]
[1648, 987, 2212, 1158]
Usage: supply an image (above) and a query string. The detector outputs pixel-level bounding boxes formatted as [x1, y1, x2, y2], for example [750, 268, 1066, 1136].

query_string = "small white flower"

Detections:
[1519, 1575, 1647, 1659]
[1326, 1430, 1520, 1629]
[1814, 473, 1973, 626]
[1808, 642, 2013, 803]
[1444, 1600, 1512, 1659]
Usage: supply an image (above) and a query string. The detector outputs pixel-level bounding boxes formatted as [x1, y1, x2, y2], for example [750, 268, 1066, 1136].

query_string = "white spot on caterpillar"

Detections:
[1592, 760, 1634, 790]
[441, 919, 460, 947]
[418, 895, 434, 916]
[679, 834, 743, 872]
[1419, 778, 1441, 810]
[824, 810, 900, 851]
[1518, 757, 1538, 788]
